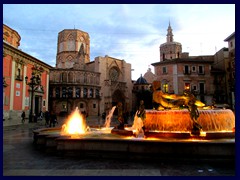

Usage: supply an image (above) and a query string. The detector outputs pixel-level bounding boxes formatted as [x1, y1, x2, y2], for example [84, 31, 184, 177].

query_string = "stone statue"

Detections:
[137, 100, 146, 122]
[137, 100, 146, 132]
[117, 102, 124, 129]
[183, 90, 203, 135]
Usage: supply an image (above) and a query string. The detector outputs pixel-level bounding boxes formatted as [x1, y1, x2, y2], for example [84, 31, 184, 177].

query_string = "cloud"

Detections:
[3, 4, 235, 80]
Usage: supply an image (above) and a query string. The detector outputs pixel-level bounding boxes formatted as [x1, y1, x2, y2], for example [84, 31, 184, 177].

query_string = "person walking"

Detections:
[45, 110, 50, 127]
[21, 110, 25, 124]
[50, 111, 58, 127]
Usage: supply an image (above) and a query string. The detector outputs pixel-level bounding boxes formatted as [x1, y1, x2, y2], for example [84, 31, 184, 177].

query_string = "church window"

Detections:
[67, 34, 75, 51]
[76, 87, 80, 98]
[68, 72, 74, 83]
[96, 89, 100, 98]
[62, 87, 66, 98]
[83, 88, 88, 98]
[62, 72, 67, 82]
[89, 88, 93, 98]
[68, 87, 73, 98]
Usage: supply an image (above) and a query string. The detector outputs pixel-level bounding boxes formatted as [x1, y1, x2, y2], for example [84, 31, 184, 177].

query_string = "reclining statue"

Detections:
[153, 90, 205, 110]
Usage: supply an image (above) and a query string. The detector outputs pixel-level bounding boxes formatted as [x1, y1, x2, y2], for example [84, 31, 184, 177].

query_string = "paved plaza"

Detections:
[3, 116, 236, 176]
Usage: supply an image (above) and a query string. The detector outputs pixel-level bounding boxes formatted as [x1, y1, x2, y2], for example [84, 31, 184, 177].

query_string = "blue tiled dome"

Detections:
[136, 74, 148, 84]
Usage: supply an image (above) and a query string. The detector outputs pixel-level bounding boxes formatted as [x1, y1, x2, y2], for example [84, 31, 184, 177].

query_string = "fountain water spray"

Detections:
[131, 111, 144, 138]
[103, 106, 116, 128]
[61, 107, 89, 136]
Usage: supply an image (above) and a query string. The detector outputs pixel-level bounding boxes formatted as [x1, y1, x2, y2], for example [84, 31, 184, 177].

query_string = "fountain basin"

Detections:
[33, 127, 235, 161]
[145, 109, 235, 131]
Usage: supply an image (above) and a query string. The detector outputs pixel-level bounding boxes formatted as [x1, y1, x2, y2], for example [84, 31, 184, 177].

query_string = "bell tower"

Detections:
[160, 22, 182, 61]
[56, 29, 90, 69]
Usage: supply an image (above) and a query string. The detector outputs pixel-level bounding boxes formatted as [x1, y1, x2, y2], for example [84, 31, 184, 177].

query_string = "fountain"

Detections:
[33, 91, 235, 160]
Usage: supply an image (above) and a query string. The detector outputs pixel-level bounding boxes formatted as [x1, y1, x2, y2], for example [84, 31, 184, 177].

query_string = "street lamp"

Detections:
[25, 73, 41, 123]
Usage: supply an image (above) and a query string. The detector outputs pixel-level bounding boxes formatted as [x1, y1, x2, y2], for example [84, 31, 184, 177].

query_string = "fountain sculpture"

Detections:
[33, 88, 235, 160]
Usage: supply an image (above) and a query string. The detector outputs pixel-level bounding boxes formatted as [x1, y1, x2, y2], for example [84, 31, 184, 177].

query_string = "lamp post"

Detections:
[25, 73, 41, 123]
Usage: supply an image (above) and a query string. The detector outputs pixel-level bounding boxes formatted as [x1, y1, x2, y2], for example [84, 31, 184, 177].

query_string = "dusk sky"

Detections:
[3, 4, 235, 80]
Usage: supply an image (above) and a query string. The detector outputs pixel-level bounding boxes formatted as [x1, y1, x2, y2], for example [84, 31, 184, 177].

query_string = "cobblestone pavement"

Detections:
[3, 116, 236, 176]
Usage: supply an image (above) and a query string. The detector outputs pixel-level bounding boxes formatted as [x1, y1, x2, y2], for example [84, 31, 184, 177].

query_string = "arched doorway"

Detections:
[112, 90, 125, 114]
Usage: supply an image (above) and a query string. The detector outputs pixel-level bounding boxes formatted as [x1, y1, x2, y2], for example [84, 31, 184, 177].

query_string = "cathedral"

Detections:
[49, 29, 133, 116]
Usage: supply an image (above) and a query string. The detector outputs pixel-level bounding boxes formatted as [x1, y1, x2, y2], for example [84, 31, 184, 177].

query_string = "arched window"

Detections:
[76, 87, 80, 98]
[62, 87, 66, 98]
[89, 88, 93, 98]
[62, 72, 67, 82]
[83, 88, 88, 98]
[68, 72, 74, 83]
[96, 89, 100, 98]
[68, 87, 73, 98]
[67, 34, 75, 51]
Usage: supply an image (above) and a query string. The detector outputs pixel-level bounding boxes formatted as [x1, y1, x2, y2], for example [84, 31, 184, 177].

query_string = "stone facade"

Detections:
[49, 29, 133, 116]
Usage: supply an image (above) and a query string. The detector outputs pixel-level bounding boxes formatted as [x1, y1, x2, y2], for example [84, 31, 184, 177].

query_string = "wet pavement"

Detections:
[3, 116, 236, 176]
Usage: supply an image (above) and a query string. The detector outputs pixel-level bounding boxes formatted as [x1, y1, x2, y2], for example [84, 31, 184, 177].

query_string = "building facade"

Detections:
[152, 23, 215, 105]
[3, 24, 52, 124]
[49, 29, 133, 117]
[224, 32, 235, 110]
[211, 48, 229, 105]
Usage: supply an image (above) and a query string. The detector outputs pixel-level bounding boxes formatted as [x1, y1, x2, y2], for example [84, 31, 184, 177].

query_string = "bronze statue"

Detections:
[183, 90, 202, 135]
[153, 90, 205, 110]
[137, 100, 146, 132]
[137, 100, 146, 121]
[117, 102, 124, 129]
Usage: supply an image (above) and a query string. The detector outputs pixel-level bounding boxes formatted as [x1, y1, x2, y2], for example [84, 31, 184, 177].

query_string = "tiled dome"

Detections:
[136, 74, 148, 84]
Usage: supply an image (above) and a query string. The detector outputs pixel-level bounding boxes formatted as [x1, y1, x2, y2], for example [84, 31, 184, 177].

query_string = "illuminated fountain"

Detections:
[33, 91, 235, 160]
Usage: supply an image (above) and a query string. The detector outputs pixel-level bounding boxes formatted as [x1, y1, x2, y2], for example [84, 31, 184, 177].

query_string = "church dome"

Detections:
[136, 74, 148, 84]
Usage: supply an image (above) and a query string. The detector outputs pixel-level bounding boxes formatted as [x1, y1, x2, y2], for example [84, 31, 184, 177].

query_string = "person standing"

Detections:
[45, 110, 50, 127]
[50, 111, 58, 127]
[21, 110, 25, 124]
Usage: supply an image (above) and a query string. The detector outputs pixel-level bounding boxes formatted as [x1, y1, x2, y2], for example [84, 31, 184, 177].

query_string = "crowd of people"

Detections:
[21, 110, 58, 127]
[21, 100, 146, 129]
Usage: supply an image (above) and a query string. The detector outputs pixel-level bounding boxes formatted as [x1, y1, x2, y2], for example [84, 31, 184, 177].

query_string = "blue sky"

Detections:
[3, 4, 235, 80]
